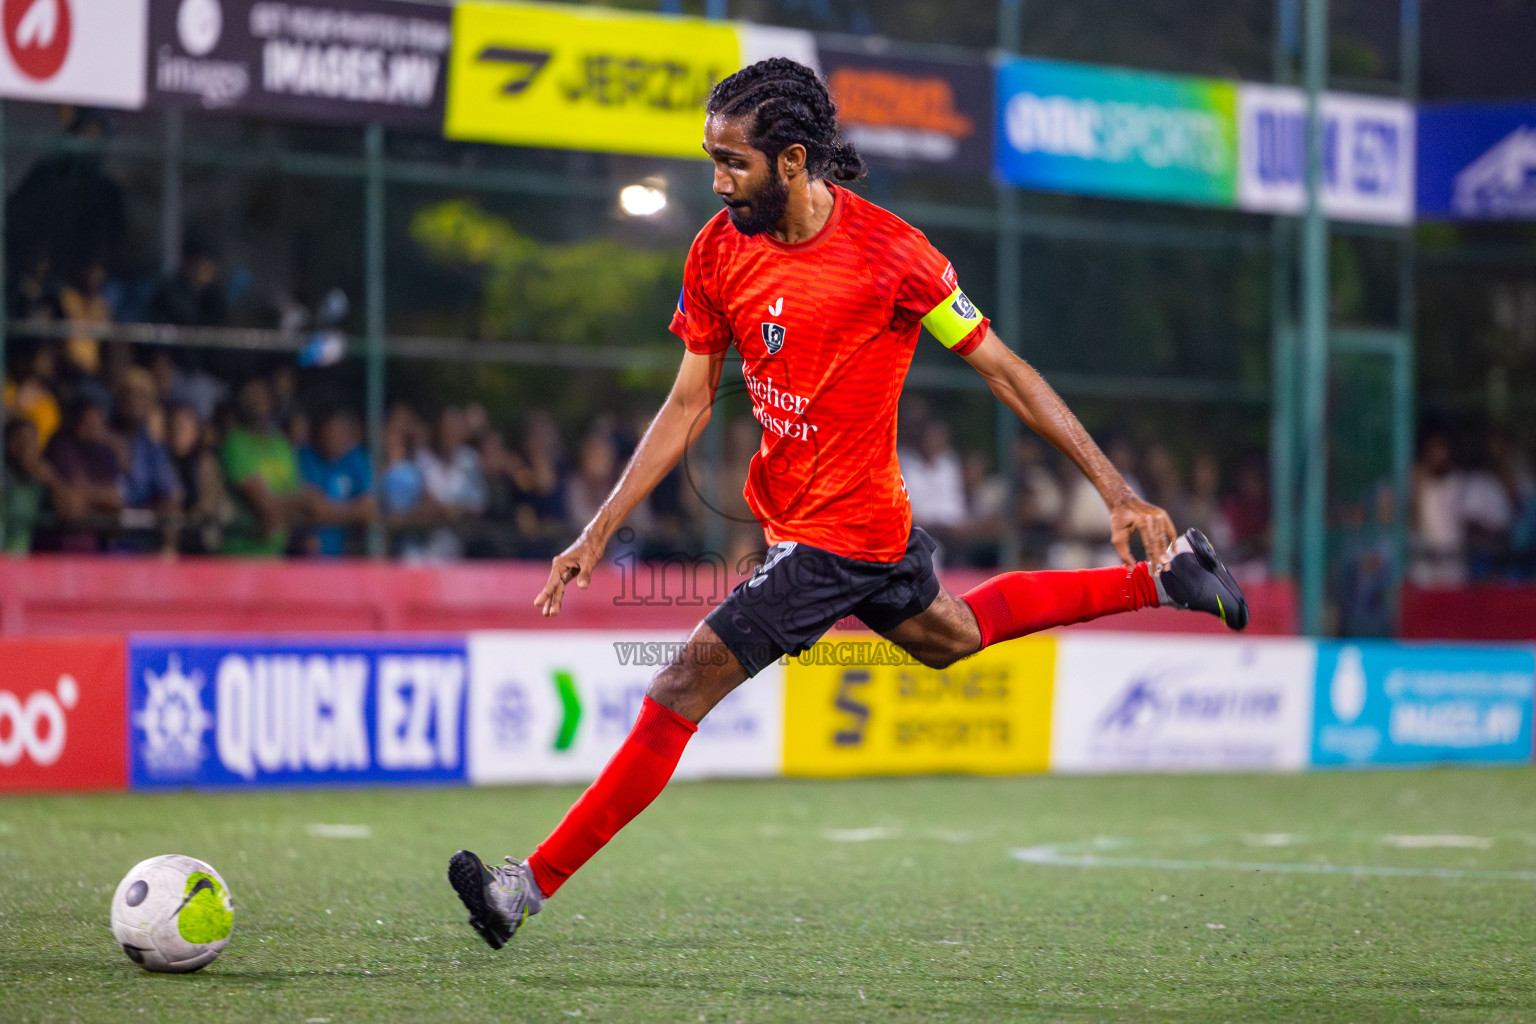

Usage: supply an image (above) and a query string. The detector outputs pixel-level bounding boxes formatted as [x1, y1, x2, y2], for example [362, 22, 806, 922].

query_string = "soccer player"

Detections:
[448, 58, 1248, 948]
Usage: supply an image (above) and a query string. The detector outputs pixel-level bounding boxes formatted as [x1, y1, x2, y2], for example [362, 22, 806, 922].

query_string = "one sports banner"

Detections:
[467, 632, 783, 785]
[446, 2, 741, 159]
[1051, 634, 1316, 773]
[0, 637, 127, 791]
[817, 38, 992, 174]
[993, 56, 1238, 207]
[129, 635, 470, 789]
[1237, 84, 1414, 225]
[0, 0, 147, 108]
[781, 633, 1054, 776]
[1417, 101, 1536, 221]
[146, 0, 450, 130]
[1311, 642, 1535, 767]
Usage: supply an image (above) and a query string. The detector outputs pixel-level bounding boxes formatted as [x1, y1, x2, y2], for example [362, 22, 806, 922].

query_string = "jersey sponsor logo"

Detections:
[950, 291, 978, 320]
[767, 296, 783, 316]
[761, 321, 787, 354]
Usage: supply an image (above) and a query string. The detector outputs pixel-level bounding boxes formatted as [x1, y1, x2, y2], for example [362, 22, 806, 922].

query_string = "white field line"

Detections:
[1011, 840, 1536, 882]
[306, 823, 372, 839]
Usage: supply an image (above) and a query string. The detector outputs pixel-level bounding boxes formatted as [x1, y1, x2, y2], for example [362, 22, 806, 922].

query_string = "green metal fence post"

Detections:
[1299, 0, 1331, 635]
[160, 110, 183, 277]
[365, 122, 386, 559]
[1269, 0, 1299, 582]
[1393, 0, 1420, 621]
[995, 0, 1023, 566]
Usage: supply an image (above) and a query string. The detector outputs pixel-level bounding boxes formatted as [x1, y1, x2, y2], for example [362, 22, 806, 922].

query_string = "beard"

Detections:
[723, 171, 789, 237]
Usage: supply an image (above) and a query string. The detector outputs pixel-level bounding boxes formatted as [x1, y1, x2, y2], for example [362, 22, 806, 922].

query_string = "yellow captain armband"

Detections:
[921, 287, 984, 349]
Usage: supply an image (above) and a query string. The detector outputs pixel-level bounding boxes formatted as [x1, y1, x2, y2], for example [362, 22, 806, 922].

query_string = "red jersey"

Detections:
[669, 185, 989, 562]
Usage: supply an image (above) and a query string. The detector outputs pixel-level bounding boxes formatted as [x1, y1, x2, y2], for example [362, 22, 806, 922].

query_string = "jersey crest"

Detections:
[761, 321, 787, 354]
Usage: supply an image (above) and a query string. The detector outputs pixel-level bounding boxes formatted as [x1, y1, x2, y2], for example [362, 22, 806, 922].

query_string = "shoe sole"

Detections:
[1184, 529, 1250, 631]
[448, 849, 512, 950]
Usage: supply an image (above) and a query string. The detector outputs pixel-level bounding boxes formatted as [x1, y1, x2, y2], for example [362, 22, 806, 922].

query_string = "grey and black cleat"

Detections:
[448, 849, 544, 950]
[1156, 528, 1250, 631]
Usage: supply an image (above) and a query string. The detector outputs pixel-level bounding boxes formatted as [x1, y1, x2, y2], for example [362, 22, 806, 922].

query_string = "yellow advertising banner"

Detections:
[783, 635, 1055, 776]
[446, 2, 739, 158]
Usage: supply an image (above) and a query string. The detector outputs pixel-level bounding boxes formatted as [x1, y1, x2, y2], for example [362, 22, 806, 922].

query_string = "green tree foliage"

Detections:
[411, 200, 684, 348]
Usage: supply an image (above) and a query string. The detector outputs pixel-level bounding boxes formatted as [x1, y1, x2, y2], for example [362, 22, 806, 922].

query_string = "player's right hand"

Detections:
[534, 532, 605, 617]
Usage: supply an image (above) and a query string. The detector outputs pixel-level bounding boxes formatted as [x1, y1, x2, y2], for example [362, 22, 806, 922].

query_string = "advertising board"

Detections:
[1051, 634, 1315, 773]
[1418, 101, 1536, 221]
[129, 636, 469, 788]
[818, 40, 991, 173]
[781, 634, 1053, 777]
[0, 637, 126, 791]
[1237, 85, 1414, 225]
[145, 0, 449, 130]
[1311, 642, 1534, 767]
[993, 56, 1238, 206]
[0, 0, 146, 108]
[468, 632, 782, 785]
[446, 2, 739, 158]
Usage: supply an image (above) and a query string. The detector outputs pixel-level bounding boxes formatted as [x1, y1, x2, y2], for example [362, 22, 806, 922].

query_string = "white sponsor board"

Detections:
[1237, 84, 1414, 225]
[468, 631, 783, 785]
[0, 0, 147, 108]
[1051, 633, 1316, 773]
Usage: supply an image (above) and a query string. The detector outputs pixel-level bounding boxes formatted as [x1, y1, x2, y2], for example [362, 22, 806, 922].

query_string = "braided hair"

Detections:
[706, 58, 867, 182]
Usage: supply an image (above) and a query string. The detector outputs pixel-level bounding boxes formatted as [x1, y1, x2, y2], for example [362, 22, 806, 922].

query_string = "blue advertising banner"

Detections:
[993, 57, 1238, 206]
[1418, 101, 1536, 220]
[1312, 642, 1535, 767]
[129, 636, 468, 788]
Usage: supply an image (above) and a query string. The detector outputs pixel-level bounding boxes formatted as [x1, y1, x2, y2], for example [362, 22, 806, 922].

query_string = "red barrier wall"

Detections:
[1400, 584, 1536, 641]
[0, 556, 1299, 637]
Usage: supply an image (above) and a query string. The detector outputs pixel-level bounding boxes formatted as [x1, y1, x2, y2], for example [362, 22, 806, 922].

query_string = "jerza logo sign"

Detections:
[130, 638, 469, 788]
[0, 638, 127, 792]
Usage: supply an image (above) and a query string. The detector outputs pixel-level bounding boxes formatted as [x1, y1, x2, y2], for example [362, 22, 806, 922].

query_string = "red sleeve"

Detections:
[669, 229, 733, 355]
[893, 233, 989, 356]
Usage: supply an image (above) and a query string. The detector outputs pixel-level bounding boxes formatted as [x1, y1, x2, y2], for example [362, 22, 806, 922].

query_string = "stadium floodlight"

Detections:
[619, 180, 667, 217]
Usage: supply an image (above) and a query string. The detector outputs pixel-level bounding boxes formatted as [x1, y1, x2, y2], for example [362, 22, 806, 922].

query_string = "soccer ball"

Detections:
[110, 854, 234, 973]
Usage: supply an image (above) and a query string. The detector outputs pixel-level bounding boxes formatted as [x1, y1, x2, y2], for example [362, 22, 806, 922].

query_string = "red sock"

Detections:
[961, 562, 1160, 649]
[526, 696, 696, 898]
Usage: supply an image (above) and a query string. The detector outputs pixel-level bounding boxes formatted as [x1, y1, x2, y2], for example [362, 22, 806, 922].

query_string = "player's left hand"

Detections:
[1109, 495, 1177, 571]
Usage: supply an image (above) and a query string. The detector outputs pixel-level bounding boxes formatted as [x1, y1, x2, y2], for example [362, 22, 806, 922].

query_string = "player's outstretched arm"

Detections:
[535, 348, 725, 616]
[961, 327, 1176, 567]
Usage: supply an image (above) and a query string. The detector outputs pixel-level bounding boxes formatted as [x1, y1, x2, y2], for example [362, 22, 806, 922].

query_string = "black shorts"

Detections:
[704, 527, 942, 677]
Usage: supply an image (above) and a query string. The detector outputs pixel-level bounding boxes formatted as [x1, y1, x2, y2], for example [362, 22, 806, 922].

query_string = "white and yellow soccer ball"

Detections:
[110, 854, 234, 973]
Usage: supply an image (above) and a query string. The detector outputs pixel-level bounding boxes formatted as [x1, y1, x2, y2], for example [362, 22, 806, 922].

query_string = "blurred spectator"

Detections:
[957, 450, 1007, 567]
[4, 343, 63, 447]
[150, 240, 227, 326]
[900, 418, 968, 531]
[166, 402, 232, 554]
[150, 350, 227, 423]
[381, 411, 451, 560]
[6, 107, 126, 305]
[42, 395, 122, 552]
[110, 367, 180, 552]
[1048, 436, 1140, 570]
[10, 254, 61, 322]
[4, 417, 67, 554]
[221, 376, 304, 556]
[1183, 452, 1227, 545]
[420, 406, 487, 515]
[1462, 429, 1519, 579]
[1220, 453, 1271, 576]
[1411, 432, 1466, 587]
[58, 261, 112, 383]
[565, 428, 620, 531]
[1338, 482, 1399, 637]
[1013, 434, 1064, 561]
[298, 408, 374, 557]
[1142, 443, 1186, 525]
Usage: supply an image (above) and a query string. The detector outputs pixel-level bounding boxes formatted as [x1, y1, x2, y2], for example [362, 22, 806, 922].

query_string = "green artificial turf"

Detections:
[4, 769, 1536, 1023]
